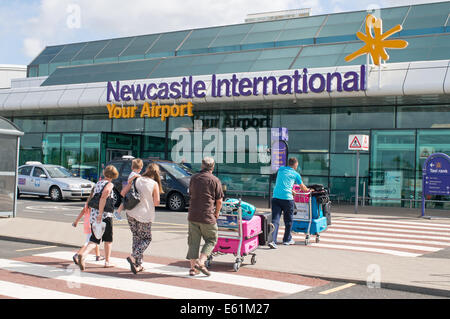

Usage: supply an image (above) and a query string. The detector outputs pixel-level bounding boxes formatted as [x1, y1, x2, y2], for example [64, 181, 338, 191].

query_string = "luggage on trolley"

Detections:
[254, 211, 275, 246]
[292, 185, 328, 245]
[207, 199, 261, 272]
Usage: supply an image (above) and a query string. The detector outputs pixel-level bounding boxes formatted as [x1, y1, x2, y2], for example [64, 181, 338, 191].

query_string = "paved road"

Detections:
[0, 239, 444, 299]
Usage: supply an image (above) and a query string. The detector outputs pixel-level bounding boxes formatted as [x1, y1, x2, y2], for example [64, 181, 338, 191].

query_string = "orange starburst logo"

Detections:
[345, 14, 408, 66]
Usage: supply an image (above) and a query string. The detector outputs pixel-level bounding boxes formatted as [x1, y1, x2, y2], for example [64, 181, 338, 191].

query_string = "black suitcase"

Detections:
[255, 211, 274, 246]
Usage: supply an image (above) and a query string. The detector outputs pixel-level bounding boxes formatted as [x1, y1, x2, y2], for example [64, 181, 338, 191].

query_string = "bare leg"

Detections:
[104, 242, 112, 263]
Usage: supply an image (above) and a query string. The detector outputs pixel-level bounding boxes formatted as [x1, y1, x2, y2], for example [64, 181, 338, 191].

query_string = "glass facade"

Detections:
[10, 103, 450, 208]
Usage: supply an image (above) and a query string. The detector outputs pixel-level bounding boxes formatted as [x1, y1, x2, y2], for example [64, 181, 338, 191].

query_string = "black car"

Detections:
[105, 157, 193, 211]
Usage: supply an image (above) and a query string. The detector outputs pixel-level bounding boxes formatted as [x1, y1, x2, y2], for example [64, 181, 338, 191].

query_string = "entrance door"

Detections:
[106, 149, 132, 162]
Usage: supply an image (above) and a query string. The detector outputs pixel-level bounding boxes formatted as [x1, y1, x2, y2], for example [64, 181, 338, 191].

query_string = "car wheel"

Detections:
[49, 186, 62, 202]
[167, 192, 185, 211]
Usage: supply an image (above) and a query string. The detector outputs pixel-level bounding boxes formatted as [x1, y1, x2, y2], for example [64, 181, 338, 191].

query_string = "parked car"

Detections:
[17, 162, 95, 201]
[105, 157, 193, 211]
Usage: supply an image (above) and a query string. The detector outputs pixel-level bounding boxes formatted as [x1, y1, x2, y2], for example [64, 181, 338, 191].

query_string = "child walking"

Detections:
[72, 189, 103, 264]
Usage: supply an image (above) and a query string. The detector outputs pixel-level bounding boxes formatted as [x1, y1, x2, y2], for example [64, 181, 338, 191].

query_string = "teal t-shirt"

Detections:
[272, 166, 303, 200]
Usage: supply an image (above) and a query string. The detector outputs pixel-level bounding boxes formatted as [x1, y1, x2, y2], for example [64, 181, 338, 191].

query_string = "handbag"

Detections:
[88, 182, 115, 213]
[123, 177, 141, 210]
[92, 220, 106, 240]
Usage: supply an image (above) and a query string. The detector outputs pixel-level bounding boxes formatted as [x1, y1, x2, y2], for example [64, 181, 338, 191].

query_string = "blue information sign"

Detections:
[271, 128, 289, 173]
[422, 153, 450, 217]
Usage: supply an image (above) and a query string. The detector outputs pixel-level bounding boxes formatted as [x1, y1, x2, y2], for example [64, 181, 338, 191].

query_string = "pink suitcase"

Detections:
[213, 236, 258, 255]
[241, 215, 262, 239]
[293, 184, 309, 203]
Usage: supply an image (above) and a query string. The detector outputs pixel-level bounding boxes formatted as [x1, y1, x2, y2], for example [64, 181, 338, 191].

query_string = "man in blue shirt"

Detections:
[269, 157, 309, 249]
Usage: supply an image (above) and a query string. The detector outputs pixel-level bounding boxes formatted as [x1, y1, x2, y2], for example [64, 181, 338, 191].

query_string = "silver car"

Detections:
[17, 162, 95, 201]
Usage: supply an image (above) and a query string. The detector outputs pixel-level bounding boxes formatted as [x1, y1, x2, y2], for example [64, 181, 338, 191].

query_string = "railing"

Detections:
[350, 196, 450, 209]
[224, 189, 269, 199]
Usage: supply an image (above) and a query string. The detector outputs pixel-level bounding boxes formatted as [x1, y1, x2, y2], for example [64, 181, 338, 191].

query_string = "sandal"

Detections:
[136, 265, 145, 273]
[126, 257, 138, 274]
[72, 254, 79, 265]
[189, 268, 200, 276]
[104, 261, 115, 268]
[194, 261, 211, 277]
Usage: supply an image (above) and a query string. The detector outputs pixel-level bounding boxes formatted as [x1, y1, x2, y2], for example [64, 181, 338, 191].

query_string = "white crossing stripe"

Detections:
[35, 251, 311, 295]
[0, 280, 93, 299]
[333, 220, 450, 232]
[0, 259, 243, 299]
[349, 218, 450, 229]
[278, 217, 450, 257]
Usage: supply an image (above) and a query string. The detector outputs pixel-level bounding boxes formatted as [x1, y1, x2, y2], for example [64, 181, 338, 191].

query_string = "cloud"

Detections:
[23, 37, 45, 58]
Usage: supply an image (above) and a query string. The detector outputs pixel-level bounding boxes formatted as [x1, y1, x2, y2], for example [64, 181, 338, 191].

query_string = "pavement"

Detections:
[1, 200, 450, 298]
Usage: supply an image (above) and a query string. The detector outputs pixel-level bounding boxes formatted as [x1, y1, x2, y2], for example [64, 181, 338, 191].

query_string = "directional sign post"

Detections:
[348, 135, 369, 214]
[422, 153, 450, 218]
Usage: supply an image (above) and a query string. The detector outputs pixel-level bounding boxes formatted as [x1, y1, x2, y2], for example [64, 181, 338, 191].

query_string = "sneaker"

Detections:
[268, 242, 278, 249]
[283, 239, 296, 246]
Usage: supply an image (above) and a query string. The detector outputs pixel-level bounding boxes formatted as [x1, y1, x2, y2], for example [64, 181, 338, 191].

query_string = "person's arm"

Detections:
[97, 184, 113, 223]
[72, 208, 85, 227]
[215, 198, 222, 219]
[153, 182, 160, 206]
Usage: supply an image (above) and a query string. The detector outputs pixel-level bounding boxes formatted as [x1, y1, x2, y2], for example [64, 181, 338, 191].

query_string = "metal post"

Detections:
[355, 150, 360, 214]
[362, 181, 366, 207]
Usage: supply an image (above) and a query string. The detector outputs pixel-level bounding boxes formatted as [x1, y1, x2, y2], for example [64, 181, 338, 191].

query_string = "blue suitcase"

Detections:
[292, 196, 327, 244]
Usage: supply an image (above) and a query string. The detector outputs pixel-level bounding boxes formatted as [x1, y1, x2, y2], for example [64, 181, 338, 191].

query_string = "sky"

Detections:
[0, 0, 447, 65]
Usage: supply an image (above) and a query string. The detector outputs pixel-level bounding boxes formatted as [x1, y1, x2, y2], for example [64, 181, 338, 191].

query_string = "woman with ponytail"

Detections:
[125, 163, 162, 274]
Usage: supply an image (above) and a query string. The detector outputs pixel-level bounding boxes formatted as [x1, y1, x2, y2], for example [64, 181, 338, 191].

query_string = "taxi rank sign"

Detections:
[422, 153, 450, 217]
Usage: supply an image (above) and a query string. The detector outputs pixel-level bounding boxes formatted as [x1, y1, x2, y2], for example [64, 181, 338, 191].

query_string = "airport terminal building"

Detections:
[1, 2, 449, 208]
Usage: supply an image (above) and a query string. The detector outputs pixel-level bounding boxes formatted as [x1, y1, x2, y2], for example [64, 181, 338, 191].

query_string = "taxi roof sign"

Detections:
[348, 135, 369, 151]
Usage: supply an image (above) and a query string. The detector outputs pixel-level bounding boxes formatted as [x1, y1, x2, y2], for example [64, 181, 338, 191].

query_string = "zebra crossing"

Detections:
[280, 217, 450, 257]
[0, 250, 328, 299]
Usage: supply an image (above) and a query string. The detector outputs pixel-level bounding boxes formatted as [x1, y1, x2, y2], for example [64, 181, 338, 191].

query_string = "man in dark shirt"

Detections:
[186, 156, 223, 276]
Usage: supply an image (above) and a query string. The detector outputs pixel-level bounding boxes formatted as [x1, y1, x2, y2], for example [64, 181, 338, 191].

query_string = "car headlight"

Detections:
[69, 184, 81, 190]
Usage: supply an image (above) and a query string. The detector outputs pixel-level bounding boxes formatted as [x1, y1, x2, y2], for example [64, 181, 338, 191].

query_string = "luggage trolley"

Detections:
[206, 199, 259, 272]
[292, 190, 320, 245]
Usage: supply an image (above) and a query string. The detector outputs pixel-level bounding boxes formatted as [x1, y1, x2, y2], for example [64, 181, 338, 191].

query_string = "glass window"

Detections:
[217, 154, 268, 174]
[143, 132, 166, 152]
[95, 37, 135, 63]
[145, 117, 167, 132]
[209, 24, 254, 48]
[13, 117, 47, 133]
[416, 129, 450, 173]
[50, 42, 86, 64]
[397, 105, 450, 128]
[149, 56, 196, 78]
[316, 11, 365, 39]
[273, 107, 330, 131]
[61, 134, 81, 170]
[29, 45, 65, 65]
[291, 43, 346, 68]
[83, 114, 112, 132]
[43, 133, 61, 165]
[386, 36, 432, 63]
[218, 173, 269, 197]
[71, 40, 110, 65]
[289, 153, 329, 176]
[288, 131, 329, 153]
[300, 176, 329, 188]
[429, 34, 450, 61]
[331, 106, 395, 130]
[19, 133, 43, 165]
[249, 47, 301, 72]
[47, 116, 82, 132]
[32, 167, 46, 177]
[18, 166, 33, 176]
[178, 27, 222, 53]
[370, 130, 415, 204]
[329, 177, 368, 201]
[402, 2, 449, 32]
[119, 34, 160, 61]
[331, 130, 370, 153]
[145, 31, 190, 58]
[330, 153, 369, 177]
[79, 133, 100, 181]
[276, 15, 325, 44]
[112, 118, 145, 133]
[188, 54, 227, 75]
[214, 51, 262, 74]
[241, 20, 287, 45]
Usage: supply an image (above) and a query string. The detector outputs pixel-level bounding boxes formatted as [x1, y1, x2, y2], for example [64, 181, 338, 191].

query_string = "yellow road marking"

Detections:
[16, 246, 58, 252]
[319, 283, 356, 295]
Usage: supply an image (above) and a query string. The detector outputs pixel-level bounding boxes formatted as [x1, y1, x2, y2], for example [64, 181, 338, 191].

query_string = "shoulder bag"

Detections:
[123, 177, 141, 210]
[88, 182, 115, 213]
